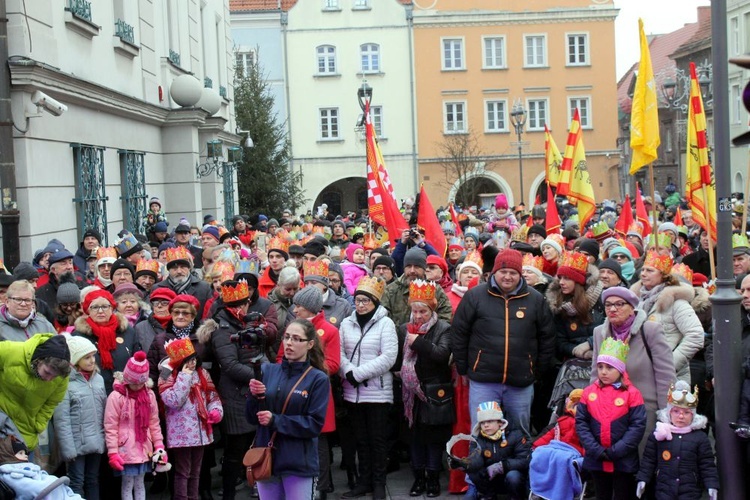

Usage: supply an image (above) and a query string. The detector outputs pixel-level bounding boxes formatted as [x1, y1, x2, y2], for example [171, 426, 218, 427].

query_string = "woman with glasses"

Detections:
[134, 288, 176, 359]
[590, 286, 676, 448]
[338, 276, 397, 500]
[247, 319, 330, 499]
[113, 283, 149, 328]
[0, 280, 55, 341]
[72, 288, 140, 394]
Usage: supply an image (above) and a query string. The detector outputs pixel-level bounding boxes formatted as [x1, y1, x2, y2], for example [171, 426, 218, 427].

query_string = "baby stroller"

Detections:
[547, 358, 591, 426]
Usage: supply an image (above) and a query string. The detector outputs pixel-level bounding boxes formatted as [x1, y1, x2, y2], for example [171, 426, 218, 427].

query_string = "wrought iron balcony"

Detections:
[66, 0, 92, 22]
[219, 86, 227, 98]
[115, 19, 134, 45]
[169, 50, 181, 66]
[204, 77, 213, 88]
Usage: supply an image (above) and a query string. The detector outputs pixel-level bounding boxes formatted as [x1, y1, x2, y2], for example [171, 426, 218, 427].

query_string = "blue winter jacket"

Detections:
[246, 359, 329, 478]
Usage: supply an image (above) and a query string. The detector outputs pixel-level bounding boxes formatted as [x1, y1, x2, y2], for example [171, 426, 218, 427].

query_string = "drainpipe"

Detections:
[281, 10, 297, 211]
[0, 0, 20, 268]
[406, 6, 418, 195]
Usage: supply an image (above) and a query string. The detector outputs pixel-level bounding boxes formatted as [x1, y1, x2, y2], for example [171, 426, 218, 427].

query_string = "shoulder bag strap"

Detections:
[268, 365, 314, 447]
[639, 325, 653, 364]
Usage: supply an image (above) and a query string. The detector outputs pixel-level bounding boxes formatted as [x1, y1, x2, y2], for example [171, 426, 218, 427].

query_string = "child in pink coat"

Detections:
[104, 351, 166, 500]
[341, 243, 370, 294]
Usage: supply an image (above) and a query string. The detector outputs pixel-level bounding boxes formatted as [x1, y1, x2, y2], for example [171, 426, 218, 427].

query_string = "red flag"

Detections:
[545, 184, 561, 235]
[449, 203, 463, 237]
[418, 186, 447, 258]
[635, 184, 652, 236]
[614, 195, 634, 237]
[674, 206, 683, 226]
[534, 193, 541, 206]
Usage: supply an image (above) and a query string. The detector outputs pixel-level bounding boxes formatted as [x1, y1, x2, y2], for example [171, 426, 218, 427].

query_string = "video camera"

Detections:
[229, 311, 267, 353]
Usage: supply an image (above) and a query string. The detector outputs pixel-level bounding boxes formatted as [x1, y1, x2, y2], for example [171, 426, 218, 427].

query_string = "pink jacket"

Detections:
[159, 368, 223, 448]
[341, 262, 369, 295]
[104, 381, 164, 464]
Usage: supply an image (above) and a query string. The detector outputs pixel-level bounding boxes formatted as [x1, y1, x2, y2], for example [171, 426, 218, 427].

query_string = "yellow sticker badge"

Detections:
[317, 329, 325, 337]
[588, 393, 597, 402]
[484, 450, 492, 458]
[116, 337, 124, 344]
[437, 389, 445, 397]
[516, 311, 525, 319]
[662, 450, 671, 461]
[330, 317, 337, 324]
[570, 323, 578, 331]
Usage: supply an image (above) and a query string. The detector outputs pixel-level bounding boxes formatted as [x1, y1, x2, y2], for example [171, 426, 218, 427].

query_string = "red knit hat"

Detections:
[82, 289, 115, 315]
[491, 249, 523, 275]
[123, 351, 149, 385]
[150, 288, 177, 303]
[426, 255, 448, 276]
[168, 294, 200, 312]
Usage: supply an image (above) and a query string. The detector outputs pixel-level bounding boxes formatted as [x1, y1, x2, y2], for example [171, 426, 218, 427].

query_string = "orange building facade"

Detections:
[412, 0, 621, 209]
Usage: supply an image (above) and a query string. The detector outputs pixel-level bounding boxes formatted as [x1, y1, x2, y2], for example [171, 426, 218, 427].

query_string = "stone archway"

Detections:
[448, 171, 515, 208]
[313, 177, 368, 216]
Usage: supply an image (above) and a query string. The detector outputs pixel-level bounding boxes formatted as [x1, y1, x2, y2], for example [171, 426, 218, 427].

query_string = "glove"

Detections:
[345, 371, 359, 388]
[486, 462, 504, 479]
[447, 456, 464, 470]
[708, 488, 718, 500]
[636, 481, 646, 498]
[207, 409, 222, 424]
[735, 427, 750, 439]
[572, 342, 590, 358]
[108, 453, 125, 471]
[600, 450, 610, 461]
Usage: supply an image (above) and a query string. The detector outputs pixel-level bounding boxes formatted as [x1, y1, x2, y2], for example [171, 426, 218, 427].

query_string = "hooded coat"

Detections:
[53, 368, 107, 461]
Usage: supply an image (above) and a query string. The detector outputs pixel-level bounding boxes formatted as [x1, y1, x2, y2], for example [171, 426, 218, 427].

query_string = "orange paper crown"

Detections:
[221, 280, 250, 303]
[164, 337, 196, 368]
[547, 233, 565, 248]
[211, 261, 236, 283]
[643, 250, 673, 275]
[135, 259, 160, 276]
[363, 233, 378, 250]
[303, 259, 329, 278]
[560, 251, 589, 275]
[627, 222, 643, 237]
[355, 275, 386, 301]
[671, 263, 694, 284]
[96, 246, 118, 261]
[464, 250, 484, 271]
[408, 279, 437, 306]
[522, 253, 544, 271]
[267, 236, 290, 254]
[165, 246, 193, 265]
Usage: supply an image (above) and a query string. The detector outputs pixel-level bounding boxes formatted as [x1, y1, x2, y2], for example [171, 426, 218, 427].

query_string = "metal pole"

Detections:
[517, 127, 525, 205]
[0, 0, 20, 269]
[710, 0, 744, 497]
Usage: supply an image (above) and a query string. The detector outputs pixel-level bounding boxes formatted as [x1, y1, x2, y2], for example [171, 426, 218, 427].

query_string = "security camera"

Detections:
[31, 91, 67, 116]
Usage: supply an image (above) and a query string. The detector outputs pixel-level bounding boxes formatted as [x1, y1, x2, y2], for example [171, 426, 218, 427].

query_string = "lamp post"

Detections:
[510, 99, 527, 206]
[357, 81, 372, 218]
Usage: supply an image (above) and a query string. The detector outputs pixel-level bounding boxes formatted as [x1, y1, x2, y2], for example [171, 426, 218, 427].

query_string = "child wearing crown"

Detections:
[635, 381, 719, 500]
[576, 338, 646, 500]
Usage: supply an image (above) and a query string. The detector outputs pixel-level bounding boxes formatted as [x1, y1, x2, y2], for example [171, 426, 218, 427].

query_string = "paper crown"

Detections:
[626, 221, 644, 238]
[667, 383, 699, 409]
[560, 251, 589, 275]
[448, 236, 464, 249]
[546, 233, 565, 248]
[135, 259, 160, 277]
[211, 261, 236, 283]
[522, 253, 544, 271]
[643, 249, 673, 275]
[115, 233, 140, 256]
[355, 275, 386, 301]
[645, 233, 672, 250]
[303, 259, 329, 278]
[362, 233, 379, 250]
[96, 246, 118, 262]
[408, 279, 437, 305]
[511, 225, 529, 242]
[441, 220, 456, 234]
[592, 220, 612, 238]
[671, 263, 693, 284]
[267, 236, 290, 254]
[234, 259, 259, 277]
[464, 226, 479, 238]
[732, 233, 750, 249]
[221, 280, 250, 303]
[164, 337, 196, 369]
[165, 246, 193, 266]
[464, 250, 484, 270]
[598, 337, 630, 365]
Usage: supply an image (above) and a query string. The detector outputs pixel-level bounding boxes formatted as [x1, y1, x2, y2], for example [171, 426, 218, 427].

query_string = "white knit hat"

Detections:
[65, 336, 97, 367]
[540, 237, 562, 255]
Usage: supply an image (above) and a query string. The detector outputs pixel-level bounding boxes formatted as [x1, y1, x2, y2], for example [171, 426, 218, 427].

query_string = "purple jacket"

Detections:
[159, 368, 223, 448]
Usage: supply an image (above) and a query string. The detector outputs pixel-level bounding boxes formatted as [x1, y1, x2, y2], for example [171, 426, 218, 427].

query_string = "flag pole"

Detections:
[702, 182, 716, 280]
[743, 158, 750, 234]
[649, 164, 660, 252]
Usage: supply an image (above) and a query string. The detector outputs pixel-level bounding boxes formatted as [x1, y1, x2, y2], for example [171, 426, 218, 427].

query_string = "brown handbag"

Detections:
[243, 366, 313, 486]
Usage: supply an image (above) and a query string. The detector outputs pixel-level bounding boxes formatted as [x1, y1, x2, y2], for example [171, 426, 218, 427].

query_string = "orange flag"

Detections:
[614, 195, 634, 237]
[545, 184, 561, 234]
[635, 184, 652, 236]
[417, 185, 447, 258]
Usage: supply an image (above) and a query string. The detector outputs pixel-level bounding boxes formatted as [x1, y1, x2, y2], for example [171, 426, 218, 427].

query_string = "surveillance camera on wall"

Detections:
[31, 91, 67, 116]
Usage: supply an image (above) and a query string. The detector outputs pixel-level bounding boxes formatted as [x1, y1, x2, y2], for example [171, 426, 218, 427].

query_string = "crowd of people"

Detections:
[0, 189, 749, 500]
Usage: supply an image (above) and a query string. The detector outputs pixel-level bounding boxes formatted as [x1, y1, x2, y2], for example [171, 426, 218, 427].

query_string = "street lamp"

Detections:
[195, 140, 245, 178]
[510, 99, 527, 205]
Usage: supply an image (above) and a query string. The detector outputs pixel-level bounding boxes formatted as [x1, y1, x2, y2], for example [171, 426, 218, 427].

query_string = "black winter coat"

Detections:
[466, 428, 531, 475]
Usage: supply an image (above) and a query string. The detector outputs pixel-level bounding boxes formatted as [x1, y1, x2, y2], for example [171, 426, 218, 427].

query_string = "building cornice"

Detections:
[412, 7, 618, 27]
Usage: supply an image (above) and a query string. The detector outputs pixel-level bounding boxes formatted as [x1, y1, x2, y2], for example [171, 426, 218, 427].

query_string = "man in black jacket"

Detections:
[452, 248, 555, 436]
[150, 247, 212, 318]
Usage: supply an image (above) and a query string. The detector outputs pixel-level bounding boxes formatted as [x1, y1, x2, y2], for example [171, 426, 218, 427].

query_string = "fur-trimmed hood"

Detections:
[546, 264, 601, 315]
[691, 286, 711, 313]
[655, 407, 708, 431]
[73, 312, 130, 334]
[196, 318, 218, 345]
[630, 281, 695, 314]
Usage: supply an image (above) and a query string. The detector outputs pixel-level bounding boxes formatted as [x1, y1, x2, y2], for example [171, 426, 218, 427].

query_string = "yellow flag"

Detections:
[566, 110, 596, 228]
[544, 124, 563, 188]
[629, 18, 660, 174]
[685, 62, 717, 241]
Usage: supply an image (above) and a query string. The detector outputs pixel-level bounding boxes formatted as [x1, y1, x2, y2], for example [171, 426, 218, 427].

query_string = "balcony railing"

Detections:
[219, 86, 227, 98]
[115, 19, 134, 44]
[204, 77, 213, 88]
[66, 0, 92, 22]
[169, 50, 181, 66]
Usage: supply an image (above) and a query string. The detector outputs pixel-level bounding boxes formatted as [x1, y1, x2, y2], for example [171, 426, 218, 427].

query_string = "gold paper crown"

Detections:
[165, 246, 193, 265]
[560, 251, 589, 275]
[355, 275, 386, 302]
[267, 236, 290, 253]
[164, 337, 196, 368]
[511, 225, 529, 243]
[135, 259, 160, 276]
[211, 261, 236, 283]
[408, 279, 437, 305]
[667, 383, 699, 409]
[522, 253, 544, 271]
[464, 250, 484, 271]
[626, 222, 643, 237]
[221, 280, 250, 303]
[217, 226, 230, 240]
[671, 263, 693, 284]
[732, 233, 750, 249]
[362, 233, 379, 250]
[303, 259, 329, 278]
[96, 246, 118, 261]
[643, 249, 673, 275]
[592, 220, 612, 237]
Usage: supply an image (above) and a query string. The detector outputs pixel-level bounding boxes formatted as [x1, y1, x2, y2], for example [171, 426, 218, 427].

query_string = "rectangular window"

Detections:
[524, 35, 546, 67]
[442, 38, 464, 70]
[323, 0, 340, 9]
[235, 51, 255, 78]
[483, 36, 506, 69]
[569, 97, 592, 128]
[566, 33, 588, 65]
[119, 150, 147, 235]
[360, 43, 380, 73]
[732, 84, 742, 124]
[320, 108, 339, 139]
[665, 127, 673, 153]
[316, 45, 336, 74]
[71, 143, 108, 244]
[353, 0, 369, 8]
[527, 99, 548, 131]
[371, 106, 383, 137]
[485, 100, 507, 132]
[731, 17, 740, 55]
[444, 102, 466, 133]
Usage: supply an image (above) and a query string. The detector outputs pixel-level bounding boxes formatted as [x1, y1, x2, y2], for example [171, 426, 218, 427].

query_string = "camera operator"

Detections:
[390, 228, 442, 277]
[197, 279, 268, 500]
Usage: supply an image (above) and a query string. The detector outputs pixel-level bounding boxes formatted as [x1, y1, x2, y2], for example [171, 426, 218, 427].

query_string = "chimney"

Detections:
[697, 6, 711, 26]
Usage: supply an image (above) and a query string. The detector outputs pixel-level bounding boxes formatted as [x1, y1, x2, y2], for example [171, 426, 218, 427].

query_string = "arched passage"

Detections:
[448, 171, 515, 208]
[313, 177, 368, 216]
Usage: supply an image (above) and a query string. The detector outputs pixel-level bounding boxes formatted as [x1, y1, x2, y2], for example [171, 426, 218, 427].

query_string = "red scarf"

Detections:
[159, 368, 218, 436]
[113, 382, 152, 446]
[154, 314, 171, 329]
[86, 315, 119, 369]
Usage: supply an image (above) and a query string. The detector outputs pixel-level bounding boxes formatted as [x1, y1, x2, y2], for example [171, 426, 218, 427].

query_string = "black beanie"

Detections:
[303, 240, 327, 258]
[598, 258, 626, 285]
[578, 238, 600, 260]
[12, 262, 39, 282]
[481, 245, 500, 274]
[82, 229, 102, 245]
[32, 335, 71, 362]
[372, 255, 395, 274]
[527, 224, 547, 239]
[110, 258, 135, 280]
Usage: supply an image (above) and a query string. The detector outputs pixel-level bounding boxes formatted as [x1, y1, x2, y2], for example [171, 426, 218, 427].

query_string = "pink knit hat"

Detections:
[345, 243, 364, 263]
[123, 351, 149, 385]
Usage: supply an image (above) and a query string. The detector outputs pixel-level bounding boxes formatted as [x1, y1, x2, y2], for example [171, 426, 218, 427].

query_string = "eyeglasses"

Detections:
[89, 304, 112, 312]
[283, 334, 311, 343]
[152, 300, 170, 307]
[328, 278, 342, 284]
[354, 297, 372, 306]
[604, 301, 630, 310]
[612, 254, 630, 261]
[8, 297, 34, 306]
[670, 408, 693, 416]
[172, 310, 194, 317]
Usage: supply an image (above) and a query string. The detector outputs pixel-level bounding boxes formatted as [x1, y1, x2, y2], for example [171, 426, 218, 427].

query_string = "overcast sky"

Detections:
[614, 0, 711, 79]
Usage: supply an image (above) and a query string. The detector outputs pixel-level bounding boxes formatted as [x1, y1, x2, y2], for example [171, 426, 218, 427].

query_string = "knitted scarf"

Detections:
[401, 312, 438, 427]
[639, 283, 665, 315]
[1, 305, 35, 330]
[86, 315, 119, 369]
[154, 314, 171, 329]
[436, 273, 453, 293]
[653, 420, 693, 441]
[125, 313, 139, 327]
[450, 282, 467, 298]
[560, 281, 603, 318]
[171, 320, 195, 340]
[611, 314, 636, 342]
[159, 367, 217, 437]
[166, 275, 191, 295]
[113, 381, 152, 446]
